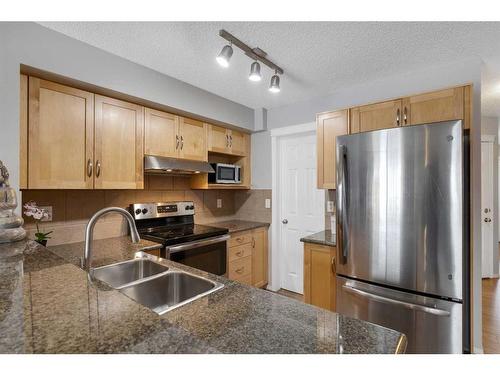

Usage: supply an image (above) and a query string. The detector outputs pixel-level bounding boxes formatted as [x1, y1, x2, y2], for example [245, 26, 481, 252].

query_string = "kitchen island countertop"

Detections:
[0, 237, 405, 354]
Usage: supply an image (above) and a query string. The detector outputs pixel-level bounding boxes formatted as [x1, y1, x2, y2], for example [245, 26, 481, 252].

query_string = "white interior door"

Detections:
[279, 133, 325, 293]
[482, 140, 495, 278]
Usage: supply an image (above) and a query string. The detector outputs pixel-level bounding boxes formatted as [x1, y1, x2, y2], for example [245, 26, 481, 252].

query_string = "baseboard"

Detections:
[473, 345, 484, 354]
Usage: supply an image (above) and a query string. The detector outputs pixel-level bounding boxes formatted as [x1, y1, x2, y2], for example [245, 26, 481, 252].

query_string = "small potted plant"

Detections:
[23, 201, 52, 246]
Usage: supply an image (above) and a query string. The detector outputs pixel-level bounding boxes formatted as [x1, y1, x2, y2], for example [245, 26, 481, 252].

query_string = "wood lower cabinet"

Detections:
[350, 99, 402, 134]
[27, 77, 94, 189]
[94, 95, 144, 189]
[402, 86, 466, 128]
[303, 242, 336, 311]
[317, 110, 349, 189]
[227, 227, 268, 288]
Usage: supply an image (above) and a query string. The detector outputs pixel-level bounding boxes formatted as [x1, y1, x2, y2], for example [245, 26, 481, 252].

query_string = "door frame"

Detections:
[481, 134, 499, 278]
[269, 122, 317, 291]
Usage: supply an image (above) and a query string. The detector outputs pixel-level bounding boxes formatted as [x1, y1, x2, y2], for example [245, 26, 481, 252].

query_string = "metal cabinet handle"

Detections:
[230, 135, 233, 147]
[180, 135, 184, 150]
[342, 284, 450, 316]
[235, 267, 244, 274]
[235, 251, 243, 257]
[403, 107, 408, 125]
[176, 135, 179, 149]
[282, 219, 288, 224]
[396, 108, 400, 126]
[252, 237, 255, 248]
[87, 159, 93, 177]
[95, 160, 101, 178]
[236, 237, 243, 243]
[226, 134, 229, 148]
[331, 256, 336, 274]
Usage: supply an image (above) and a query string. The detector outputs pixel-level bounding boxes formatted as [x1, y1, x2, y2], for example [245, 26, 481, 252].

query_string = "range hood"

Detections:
[144, 155, 214, 175]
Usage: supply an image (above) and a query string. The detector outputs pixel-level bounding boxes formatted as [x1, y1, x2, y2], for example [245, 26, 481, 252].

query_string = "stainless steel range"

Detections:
[129, 201, 229, 275]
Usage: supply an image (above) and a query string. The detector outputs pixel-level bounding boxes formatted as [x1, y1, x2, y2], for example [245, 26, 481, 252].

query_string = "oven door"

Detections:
[216, 164, 239, 184]
[165, 235, 229, 276]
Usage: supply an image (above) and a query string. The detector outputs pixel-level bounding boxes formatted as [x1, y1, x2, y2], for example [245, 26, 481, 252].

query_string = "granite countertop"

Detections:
[0, 237, 406, 354]
[208, 220, 270, 234]
[300, 230, 336, 247]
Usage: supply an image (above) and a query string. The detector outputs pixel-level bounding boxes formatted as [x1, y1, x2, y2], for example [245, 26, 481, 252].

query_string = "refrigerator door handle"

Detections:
[342, 284, 451, 317]
[337, 144, 349, 264]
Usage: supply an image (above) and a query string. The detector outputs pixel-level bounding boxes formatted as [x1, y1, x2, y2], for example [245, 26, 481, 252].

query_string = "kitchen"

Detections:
[1, 9, 500, 373]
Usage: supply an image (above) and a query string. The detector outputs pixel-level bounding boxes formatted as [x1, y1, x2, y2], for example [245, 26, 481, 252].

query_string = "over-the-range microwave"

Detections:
[208, 163, 241, 184]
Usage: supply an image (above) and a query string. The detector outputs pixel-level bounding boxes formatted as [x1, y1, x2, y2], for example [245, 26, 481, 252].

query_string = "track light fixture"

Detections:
[249, 61, 262, 82]
[269, 71, 280, 93]
[216, 42, 233, 68]
[216, 29, 284, 93]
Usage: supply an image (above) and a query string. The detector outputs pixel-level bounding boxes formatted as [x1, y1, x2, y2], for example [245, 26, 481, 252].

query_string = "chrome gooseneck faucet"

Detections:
[83, 207, 140, 271]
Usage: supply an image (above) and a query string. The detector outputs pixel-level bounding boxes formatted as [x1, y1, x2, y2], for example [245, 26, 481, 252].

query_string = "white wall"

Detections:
[251, 131, 272, 189]
[258, 57, 483, 352]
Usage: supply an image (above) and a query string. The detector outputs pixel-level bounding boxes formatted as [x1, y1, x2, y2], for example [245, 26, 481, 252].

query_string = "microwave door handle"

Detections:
[342, 285, 451, 317]
[337, 144, 349, 264]
[167, 235, 230, 255]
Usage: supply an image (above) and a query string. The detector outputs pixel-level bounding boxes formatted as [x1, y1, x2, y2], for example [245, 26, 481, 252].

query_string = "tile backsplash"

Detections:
[21, 175, 272, 245]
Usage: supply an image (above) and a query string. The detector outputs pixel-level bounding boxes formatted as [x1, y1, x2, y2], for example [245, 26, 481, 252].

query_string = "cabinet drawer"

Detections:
[228, 231, 252, 247]
[234, 274, 253, 286]
[228, 242, 252, 263]
[228, 256, 252, 279]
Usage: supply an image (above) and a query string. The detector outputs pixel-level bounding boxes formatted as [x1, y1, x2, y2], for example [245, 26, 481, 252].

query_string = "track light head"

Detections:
[269, 72, 280, 93]
[249, 61, 262, 82]
[216, 44, 233, 68]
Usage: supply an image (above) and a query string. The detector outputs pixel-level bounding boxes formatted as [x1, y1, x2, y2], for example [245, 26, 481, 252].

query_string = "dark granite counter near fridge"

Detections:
[207, 220, 270, 234]
[300, 230, 336, 247]
[0, 237, 406, 354]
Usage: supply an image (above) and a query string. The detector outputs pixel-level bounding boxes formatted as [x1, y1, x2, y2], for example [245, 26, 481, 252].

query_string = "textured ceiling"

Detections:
[38, 22, 500, 116]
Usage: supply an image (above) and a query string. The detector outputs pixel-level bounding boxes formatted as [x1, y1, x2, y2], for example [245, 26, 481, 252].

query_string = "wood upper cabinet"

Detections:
[303, 242, 336, 311]
[229, 129, 248, 156]
[402, 87, 466, 127]
[252, 227, 268, 288]
[317, 110, 349, 189]
[27, 77, 94, 189]
[144, 108, 179, 158]
[208, 124, 229, 153]
[94, 95, 144, 189]
[178, 117, 207, 161]
[207, 124, 249, 156]
[350, 99, 402, 133]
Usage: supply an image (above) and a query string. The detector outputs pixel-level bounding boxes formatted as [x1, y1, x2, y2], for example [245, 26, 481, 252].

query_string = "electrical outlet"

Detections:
[216, 198, 222, 208]
[265, 198, 271, 209]
[40, 206, 53, 221]
[327, 201, 334, 213]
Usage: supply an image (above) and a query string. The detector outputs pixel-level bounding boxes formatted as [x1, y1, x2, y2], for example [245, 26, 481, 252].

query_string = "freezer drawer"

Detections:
[336, 276, 462, 353]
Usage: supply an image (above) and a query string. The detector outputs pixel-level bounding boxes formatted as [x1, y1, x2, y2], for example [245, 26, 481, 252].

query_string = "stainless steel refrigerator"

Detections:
[335, 120, 470, 354]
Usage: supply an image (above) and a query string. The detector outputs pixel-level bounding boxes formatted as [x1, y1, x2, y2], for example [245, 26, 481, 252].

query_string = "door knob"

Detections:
[282, 219, 288, 224]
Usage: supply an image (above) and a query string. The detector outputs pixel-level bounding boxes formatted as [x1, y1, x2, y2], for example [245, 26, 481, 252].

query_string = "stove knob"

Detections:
[142, 208, 148, 214]
[135, 208, 141, 215]
[189, 205, 195, 210]
[185, 205, 191, 210]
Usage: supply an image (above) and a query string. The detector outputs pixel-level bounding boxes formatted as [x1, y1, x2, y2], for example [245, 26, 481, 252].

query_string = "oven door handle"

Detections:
[166, 235, 230, 254]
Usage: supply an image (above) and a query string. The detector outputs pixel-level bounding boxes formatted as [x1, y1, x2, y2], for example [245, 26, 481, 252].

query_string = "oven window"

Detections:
[169, 242, 227, 276]
[218, 166, 235, 181]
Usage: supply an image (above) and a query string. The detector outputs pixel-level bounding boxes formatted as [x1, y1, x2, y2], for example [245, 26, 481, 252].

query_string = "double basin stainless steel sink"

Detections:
[90, 252, 224, 314]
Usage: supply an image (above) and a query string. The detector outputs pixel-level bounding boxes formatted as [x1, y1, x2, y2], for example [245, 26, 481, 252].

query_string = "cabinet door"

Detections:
[252, 228, 268, 288]
[304, 243, 336, 311]
[144, 108, 179, 158]
[28, 78, 94, 189]
[94, 95, 144, 189]
[208, 124, 229, 154]
[402, 87, 464, 127]
[230, 129, 248, 156]
[351, 99, 402, 133]
[178, 117, 207, 161]
[317, 110, 348, 189]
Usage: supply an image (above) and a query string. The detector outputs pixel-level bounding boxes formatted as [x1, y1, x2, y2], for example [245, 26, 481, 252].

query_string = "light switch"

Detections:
[265, 198, 271, 209]
[327, 201, 334, 213]
[217, 199, 222, 208]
